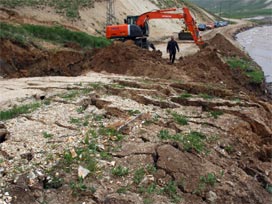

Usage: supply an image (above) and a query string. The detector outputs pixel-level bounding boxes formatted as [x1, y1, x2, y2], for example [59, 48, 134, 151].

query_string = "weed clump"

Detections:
[227, 57, 264, 84]
[158, 130, 207, 153]
[0, 102, 41, 121]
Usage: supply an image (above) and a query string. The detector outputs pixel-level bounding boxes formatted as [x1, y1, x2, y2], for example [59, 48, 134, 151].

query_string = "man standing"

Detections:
[167, 36, 180, 64]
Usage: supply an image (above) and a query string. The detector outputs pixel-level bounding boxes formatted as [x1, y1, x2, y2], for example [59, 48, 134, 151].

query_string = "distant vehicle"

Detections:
[219, 21, 228, 26]
[214, 21, 228, 28]
[198, 23, 206, 31]
[214, 21, 220, 28]
[206, 23, 214, 29]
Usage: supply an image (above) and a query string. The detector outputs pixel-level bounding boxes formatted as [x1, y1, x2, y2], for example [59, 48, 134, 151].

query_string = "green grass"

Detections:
[158, 130, 207, 153]
[182, 131, 206, 153]
[194, 172, 218, 194]
[69, 116, 89, 127]
[161, 180, 181, 203]
[128, 110, 141, 116]
[199, 93, 214, 100]
[0, 102, 41, 121]
[139, 183, 158, 194]
[0, 0, 95, 18]
[179, 93, 192, 99]
[111, 165, 129, 177]
[44, 176, 63, 189]
[227, 57, 264, 84]
[0, 22, 111, 48]
[209, 110, 224, 119]
[43, 131, 53, 138]
[223, 9, 272, 19]
[98, 127, 124, 141]
[172, 112, 188, 125]
[117, 186, 129, 194]
[133, 168, 145, 185]
[70, 177, 96, 196]
[189, 0, 271, 18]
[200, 173, 217, 186]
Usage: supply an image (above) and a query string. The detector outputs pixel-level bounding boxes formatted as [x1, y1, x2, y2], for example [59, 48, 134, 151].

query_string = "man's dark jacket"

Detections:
[167, 40, 180, 54]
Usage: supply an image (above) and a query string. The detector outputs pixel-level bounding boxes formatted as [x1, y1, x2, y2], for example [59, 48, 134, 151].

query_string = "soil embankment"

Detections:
[0, 33, 265, 96]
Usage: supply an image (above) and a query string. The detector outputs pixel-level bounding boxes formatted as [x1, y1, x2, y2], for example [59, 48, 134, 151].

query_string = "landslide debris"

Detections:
[1, 78, 271, 204]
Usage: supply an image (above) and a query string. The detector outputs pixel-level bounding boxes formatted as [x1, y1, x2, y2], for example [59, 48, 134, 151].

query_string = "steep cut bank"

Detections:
[0, 33, 266, 97]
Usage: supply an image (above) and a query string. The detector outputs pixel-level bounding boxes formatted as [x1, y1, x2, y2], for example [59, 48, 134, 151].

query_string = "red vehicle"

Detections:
[106, 7, 204, 49]
[206, 22, 215, 30]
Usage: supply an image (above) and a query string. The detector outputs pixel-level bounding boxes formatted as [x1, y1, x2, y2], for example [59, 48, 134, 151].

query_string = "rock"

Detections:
[20, 152, 33, 161]
[206, 191, 217, 203]
[0, 128, 8, 143]
[78, 166, 90, 179]
[104, 192, 143, 204]
[27, 171, 38, 186]
[70, 148, 77, 158]
[93, 187, 107, 202]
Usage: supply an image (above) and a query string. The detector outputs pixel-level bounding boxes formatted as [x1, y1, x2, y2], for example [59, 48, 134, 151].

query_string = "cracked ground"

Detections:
[0, 74, 271, 204]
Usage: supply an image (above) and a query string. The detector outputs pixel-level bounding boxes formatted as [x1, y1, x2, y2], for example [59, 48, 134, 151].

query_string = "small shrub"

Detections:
[128, 109, 141, 116]
[209, 110, 224, 119]
[0, 102, 41, 121]
[60, 90, 80, 100]
[63, 150, 73, 166]
[70, 177, 88, 196]
[200, 172, 217, 187]
[99, 127, 124, 141]
[138, 183, 158, 194]
[172, 112, 188, 125]
[117, 186, 129, 194]
[182, 131, 206, 153]
[161, 180, 181, 203]
[146, 164, 157, 174]
[224, 145, 234, 153]
[112, 166, 129, 177]
[199, 93, 214, 100]
[44, 176, 63, 189]
[77, 106, 84, 114]
[43, 131, 53, 138]
[179, 93, 192, 99]
[158, 129, 172, 140]
[133, 168, 145, 184]
[266, 184, 272, 194]
[227, 57, 264, 84]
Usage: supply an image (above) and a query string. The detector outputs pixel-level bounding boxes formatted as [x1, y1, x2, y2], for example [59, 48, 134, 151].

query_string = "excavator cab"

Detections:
[126, 16, 150, 36]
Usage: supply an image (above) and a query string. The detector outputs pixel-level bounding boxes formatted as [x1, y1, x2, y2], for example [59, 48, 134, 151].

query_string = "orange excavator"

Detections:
[106, 7, 203, 49]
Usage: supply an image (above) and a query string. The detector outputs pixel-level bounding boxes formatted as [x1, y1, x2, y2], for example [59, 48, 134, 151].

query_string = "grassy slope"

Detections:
[0, 22, 111, 48]
[188, 0, 272, 18]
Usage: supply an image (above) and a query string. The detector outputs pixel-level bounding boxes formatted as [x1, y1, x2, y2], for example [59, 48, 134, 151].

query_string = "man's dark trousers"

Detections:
[169, 51, 176, 64]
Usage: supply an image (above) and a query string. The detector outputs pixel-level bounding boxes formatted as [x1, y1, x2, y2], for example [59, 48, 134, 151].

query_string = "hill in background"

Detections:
[188, 0, 272, 18]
